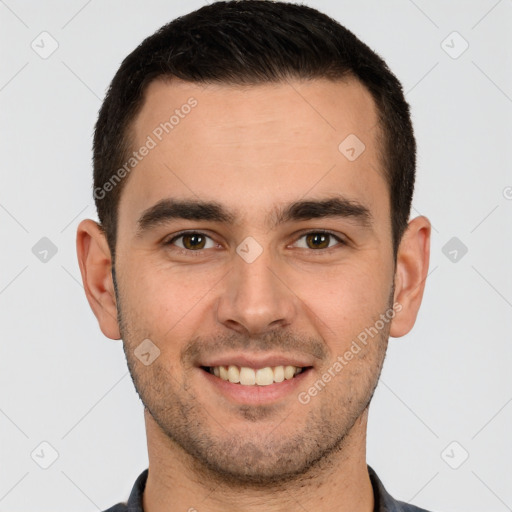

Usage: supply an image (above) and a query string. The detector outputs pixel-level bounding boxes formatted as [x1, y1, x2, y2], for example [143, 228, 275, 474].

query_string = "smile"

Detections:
[201, 365, 310, 386]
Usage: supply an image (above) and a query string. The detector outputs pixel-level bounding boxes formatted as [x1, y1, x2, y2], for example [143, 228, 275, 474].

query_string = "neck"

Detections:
[142, 409, 374, 512]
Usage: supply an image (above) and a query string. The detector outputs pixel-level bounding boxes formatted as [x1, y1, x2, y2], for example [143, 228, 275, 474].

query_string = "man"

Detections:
[76, 1, 432, 510]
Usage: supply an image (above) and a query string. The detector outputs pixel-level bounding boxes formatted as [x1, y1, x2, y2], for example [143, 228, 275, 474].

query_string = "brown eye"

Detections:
[168, 232, 215, 251]
[305, 233, 331, 249]
[182, 233, 206, 250]
[292, 231, 344, 250]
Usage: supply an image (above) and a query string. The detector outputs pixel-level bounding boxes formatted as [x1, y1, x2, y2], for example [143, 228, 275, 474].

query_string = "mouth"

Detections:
[200, 364, 313, 386]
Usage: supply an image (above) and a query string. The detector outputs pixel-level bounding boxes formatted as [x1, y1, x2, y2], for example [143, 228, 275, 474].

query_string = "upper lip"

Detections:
[199, 353, 315, 370]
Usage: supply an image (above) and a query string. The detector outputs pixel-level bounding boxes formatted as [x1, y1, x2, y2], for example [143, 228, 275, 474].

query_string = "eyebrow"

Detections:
[135, 196, 373, 237]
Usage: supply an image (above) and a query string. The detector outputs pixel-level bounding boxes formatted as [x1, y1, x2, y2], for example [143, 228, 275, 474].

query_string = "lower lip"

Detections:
[199, 367, 312, 405]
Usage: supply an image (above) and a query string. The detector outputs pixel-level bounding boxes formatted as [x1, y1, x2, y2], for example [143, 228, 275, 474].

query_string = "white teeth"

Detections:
[219, 365, 229, 380]
[284, 365, 296, 380]
[209, 364, 305, 385]
[239, 367, 256, 385]
[255, 367, 274, 386]
[227, 365, 240, 383]
[273, 365, 284, 383]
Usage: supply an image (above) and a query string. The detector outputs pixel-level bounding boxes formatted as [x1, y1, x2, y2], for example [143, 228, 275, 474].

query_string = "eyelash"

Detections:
[163, 230, 347, 255]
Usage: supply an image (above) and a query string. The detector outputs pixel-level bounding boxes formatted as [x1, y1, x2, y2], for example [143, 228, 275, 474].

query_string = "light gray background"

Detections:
[1, 1, 511, 511]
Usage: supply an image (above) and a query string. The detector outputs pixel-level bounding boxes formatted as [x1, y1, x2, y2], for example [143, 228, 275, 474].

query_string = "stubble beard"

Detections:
[113, 268, 391, 489]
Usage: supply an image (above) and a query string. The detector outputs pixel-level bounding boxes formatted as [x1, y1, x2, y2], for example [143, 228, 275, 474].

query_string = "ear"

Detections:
[389, 215, 431, 338]
[76, 219, 121, 340]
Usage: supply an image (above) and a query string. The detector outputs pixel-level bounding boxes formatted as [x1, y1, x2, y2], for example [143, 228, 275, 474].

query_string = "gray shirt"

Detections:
[102, 466, 434, 511]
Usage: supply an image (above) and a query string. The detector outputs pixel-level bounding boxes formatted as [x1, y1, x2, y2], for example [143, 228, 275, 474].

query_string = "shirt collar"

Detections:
[123, 465, 415, 512]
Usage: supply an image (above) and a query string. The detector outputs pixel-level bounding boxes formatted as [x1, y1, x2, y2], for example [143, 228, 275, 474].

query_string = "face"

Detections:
[109, 77, 399, 485]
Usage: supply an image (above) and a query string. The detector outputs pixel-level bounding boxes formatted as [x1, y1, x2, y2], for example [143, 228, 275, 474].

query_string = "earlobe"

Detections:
[389, 216, 431, 338]
[76, 219, 121, 340]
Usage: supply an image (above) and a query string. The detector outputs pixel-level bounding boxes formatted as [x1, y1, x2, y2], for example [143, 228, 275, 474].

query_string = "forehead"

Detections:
[119, 77, 388, 229]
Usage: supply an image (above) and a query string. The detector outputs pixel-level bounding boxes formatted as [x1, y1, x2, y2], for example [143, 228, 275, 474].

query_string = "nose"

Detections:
[215, 247, 297, 336]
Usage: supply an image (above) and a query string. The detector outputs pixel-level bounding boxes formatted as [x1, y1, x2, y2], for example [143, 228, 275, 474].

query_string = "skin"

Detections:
[76, 77, 430, 512]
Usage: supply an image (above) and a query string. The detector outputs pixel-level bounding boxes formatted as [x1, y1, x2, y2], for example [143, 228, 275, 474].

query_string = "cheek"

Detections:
[290, 259, 391, 349]
[121, 260, 224, 340]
